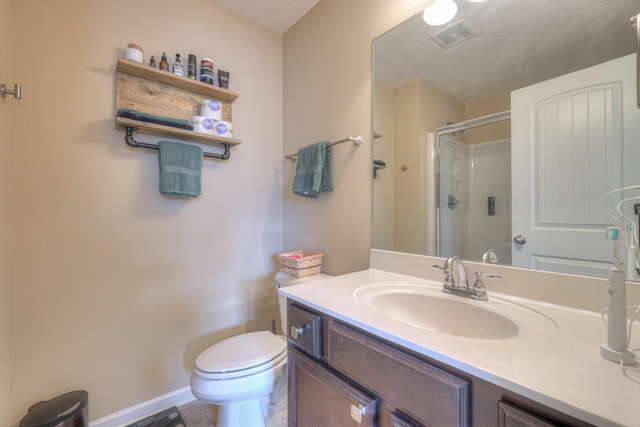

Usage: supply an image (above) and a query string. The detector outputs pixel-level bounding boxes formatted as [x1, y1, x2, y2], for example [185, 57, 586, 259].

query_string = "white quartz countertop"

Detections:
[279, 268, 640, 427]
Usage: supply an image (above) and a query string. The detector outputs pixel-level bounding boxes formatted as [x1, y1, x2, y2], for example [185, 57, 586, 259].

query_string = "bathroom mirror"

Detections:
[372, 0, 640, 279]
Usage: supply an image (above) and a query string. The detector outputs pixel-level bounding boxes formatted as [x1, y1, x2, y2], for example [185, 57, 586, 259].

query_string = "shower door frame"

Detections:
[430, 110, 511, 258]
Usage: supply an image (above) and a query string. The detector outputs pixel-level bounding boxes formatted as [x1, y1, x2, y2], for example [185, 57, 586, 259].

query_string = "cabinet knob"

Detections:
[290, 325, 308, 339]
[350, 404, 367, 423]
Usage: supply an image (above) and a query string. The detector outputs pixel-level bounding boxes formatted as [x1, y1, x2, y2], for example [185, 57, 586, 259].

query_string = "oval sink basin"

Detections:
[354, 282, 557, 340]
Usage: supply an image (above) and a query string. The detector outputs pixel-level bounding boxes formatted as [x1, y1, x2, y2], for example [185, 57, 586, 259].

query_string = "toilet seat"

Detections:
[194, 331, 287, 380]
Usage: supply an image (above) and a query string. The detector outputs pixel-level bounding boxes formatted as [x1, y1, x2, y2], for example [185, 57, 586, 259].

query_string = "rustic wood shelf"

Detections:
[115, 58, 242, 158]
[115, 117, 241, 147]
[116, 58, 239, 102]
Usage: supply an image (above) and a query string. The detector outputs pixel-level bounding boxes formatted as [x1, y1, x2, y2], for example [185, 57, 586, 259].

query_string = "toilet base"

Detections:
[217, 399, 265, 427]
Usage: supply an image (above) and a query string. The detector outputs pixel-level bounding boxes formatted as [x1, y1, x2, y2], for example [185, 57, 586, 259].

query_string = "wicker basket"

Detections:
[277, 250, 324, 278]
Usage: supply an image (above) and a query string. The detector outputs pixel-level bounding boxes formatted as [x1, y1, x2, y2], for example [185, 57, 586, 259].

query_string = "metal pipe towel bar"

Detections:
[122, 126, 231, 160]
[285, 136, 363, 161]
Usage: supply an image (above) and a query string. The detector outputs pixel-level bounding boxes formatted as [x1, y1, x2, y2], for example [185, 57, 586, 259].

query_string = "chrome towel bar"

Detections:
[285, 136, 362, 161]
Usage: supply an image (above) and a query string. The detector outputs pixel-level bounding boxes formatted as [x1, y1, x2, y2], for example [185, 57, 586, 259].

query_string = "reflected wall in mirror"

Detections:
[372, 0, 640, 279]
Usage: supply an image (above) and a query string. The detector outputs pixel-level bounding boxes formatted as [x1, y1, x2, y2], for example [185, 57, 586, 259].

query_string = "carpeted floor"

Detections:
[178, 400, 218, 427]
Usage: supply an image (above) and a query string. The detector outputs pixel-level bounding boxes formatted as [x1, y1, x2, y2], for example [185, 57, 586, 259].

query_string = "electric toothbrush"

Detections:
[600, 227, 637, 364]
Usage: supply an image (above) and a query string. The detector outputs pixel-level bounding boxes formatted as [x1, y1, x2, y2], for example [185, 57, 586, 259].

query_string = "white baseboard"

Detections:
[90, 386, 196, 427]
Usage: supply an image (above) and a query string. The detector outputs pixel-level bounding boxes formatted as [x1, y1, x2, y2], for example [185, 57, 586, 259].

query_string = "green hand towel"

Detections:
[292, 141, 333, 199]
[158, 141, 203, 198]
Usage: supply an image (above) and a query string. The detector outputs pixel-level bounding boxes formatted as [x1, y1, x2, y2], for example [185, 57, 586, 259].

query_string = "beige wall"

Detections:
[389, 79, 464, 255]
[283, 0, 433, 274]
[1, 0, 11, 424]
[9, 0, 283, 424]
[372, 81, 394, 250]
[393, 80, 422, 254]
[462, 92, 510, 145]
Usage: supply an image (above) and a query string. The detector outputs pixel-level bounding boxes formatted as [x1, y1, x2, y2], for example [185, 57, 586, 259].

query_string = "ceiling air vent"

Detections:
[431, 20, 475, 49]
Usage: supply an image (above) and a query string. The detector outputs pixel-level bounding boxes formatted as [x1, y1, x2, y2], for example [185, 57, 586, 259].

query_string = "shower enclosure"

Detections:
[431, 111, 511, 264]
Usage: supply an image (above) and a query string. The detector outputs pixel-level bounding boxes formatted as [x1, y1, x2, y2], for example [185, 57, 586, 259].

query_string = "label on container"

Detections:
[216, 122, 227, 135]
[201, 58, 214, 69]
[208, 101, 220, 112]
[203, 118, 213, 131]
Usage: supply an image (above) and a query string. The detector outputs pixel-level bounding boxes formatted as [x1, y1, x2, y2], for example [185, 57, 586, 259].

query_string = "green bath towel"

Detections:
[158, 141, 203, 198]
[292, 141, 333, 199]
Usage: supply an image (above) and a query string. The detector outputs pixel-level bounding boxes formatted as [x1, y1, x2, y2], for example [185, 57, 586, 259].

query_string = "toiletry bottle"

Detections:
[218, 70, 230, 89]
[159, 52, 169, 72]
[172, 53, 184, 76]
[148, 56, 157, 68]
[188, 54, 196, 80]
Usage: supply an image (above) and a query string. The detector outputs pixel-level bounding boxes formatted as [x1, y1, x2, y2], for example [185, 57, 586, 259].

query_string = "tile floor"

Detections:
[178, 400, 218, 427]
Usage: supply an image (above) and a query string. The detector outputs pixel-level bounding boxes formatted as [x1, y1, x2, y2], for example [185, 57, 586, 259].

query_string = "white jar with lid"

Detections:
[200, 100, 222, 121]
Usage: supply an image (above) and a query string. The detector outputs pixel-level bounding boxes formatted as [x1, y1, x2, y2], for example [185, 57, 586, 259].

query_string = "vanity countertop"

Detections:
[279, 264, 640, 427]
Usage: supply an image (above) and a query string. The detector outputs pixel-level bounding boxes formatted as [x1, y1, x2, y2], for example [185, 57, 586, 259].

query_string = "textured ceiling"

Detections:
[374, 0, 639, 103]
[211, 0, 320, 34]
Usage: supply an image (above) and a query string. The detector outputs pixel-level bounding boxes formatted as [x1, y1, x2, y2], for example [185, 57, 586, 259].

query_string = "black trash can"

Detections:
[20, 390, 88, 427]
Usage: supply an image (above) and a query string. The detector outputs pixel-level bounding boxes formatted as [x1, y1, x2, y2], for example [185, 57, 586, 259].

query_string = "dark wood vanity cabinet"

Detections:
[328, 321, 469, 427]
[497, 401, 562, 427]
[288, 347, 377, 426]
[287, 301, 594, 427]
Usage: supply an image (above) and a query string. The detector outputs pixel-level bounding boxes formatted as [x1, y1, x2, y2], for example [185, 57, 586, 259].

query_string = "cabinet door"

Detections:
[391, 411, 428, 427]
[328, 321, 469, 427]
[499, 401, 559, 427]
[288, 348, 376, 427]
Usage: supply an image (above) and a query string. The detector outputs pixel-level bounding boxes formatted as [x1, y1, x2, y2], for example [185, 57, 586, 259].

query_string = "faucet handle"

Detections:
[433, 264, 455, 287]
[473, 271, 501, 290]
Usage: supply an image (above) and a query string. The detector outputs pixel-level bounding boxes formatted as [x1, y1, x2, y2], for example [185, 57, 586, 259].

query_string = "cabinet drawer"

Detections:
[499, 401, 559, 427]
[287, 303, 322, 359]
[328, 321, 470, 427]
[391, 411, 428, 427]
[288, 348, 376, 426]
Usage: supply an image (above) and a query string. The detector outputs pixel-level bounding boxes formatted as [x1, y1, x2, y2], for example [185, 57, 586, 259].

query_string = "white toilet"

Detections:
[190, 272, 331, 427]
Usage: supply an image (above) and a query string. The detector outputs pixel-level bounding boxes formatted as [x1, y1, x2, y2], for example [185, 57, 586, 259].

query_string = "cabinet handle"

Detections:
[290, 324, 308, 339]
[350, 404, 367, 423]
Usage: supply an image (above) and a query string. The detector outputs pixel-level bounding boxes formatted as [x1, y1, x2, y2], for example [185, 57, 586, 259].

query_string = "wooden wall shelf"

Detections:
[116, 58, 239, 102]
[115, 58, 241, 156]
[114, 117, 241, 147]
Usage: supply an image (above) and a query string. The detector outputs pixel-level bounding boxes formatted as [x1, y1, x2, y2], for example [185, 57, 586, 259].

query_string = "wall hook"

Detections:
[1, 84, 21, 99]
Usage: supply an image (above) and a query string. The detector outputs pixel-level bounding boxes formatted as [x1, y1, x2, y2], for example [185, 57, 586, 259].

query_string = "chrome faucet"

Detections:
[433, 256, 501, 301]
[482, 249, 499, 264]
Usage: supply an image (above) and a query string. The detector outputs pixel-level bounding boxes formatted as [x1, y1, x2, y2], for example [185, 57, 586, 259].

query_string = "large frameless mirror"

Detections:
[372, 0, 640, 279]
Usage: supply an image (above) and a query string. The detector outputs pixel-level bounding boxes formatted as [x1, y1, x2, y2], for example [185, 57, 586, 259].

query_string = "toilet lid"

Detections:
[195, 331, 287, 374]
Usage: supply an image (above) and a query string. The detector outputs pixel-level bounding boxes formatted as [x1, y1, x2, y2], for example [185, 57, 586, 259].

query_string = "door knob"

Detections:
[513, 235, 527, 245]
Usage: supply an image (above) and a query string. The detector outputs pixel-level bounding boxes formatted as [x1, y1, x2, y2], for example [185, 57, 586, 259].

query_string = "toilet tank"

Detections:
[273, 272, 332, 333]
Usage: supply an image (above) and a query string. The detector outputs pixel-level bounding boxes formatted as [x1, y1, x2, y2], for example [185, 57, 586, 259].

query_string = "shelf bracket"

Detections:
[122, 126, 231, 160]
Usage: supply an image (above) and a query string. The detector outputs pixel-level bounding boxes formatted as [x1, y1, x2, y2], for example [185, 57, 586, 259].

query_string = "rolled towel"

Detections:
[158, 141, 203, 198]
[117, 108, 193, 130]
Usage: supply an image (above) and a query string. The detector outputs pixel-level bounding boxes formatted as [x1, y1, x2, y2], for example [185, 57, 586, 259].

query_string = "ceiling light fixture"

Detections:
[423, 0, 458, 26]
